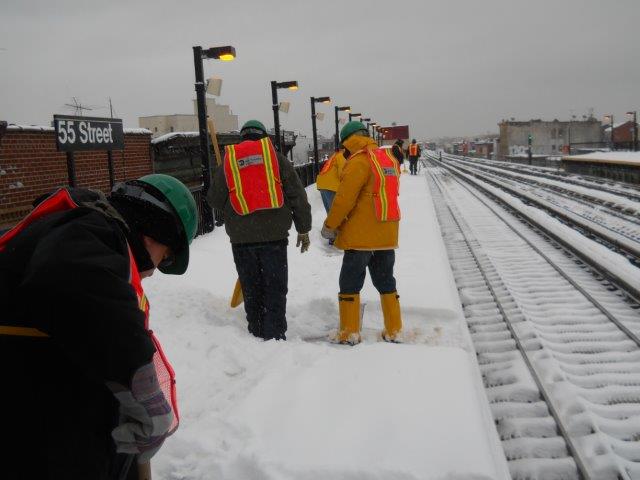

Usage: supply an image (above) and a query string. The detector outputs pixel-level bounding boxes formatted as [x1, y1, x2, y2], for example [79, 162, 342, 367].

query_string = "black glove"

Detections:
[296, 232, 310, 253]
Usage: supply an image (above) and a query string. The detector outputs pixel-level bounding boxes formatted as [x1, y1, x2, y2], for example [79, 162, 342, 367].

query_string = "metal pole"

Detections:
[66, 151, 77, 187]
[334, 106, 340, 151]
[311, 97, 320, 178]
[193, 45, 214, 232]
[634, 112, 638, 152]
[271, 81, 281, 152]
[610, 114, 615, 150]
[107, 150, 115, 188]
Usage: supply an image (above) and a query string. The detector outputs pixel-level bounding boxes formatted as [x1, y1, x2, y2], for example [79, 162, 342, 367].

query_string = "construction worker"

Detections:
[391, 139, 405, 166]
[0, 174, 198, 479]
[321, 121, 402, 345]
[408, 138, 421, 175]
[316, 148, 347, 214]
[210, 120, 312, 341]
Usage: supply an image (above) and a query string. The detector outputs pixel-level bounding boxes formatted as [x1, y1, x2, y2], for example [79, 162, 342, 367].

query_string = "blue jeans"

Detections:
[339, 250, 397, 295]
[319, 189, 336, 213]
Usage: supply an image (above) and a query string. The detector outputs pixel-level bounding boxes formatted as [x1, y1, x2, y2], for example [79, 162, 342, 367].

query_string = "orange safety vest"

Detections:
[409, 143, 418, 156]
[0, 189, 180, 434]
[319, 153, 336, 175]
[223, 137, 284, 215]
[367, 148, 401, 222]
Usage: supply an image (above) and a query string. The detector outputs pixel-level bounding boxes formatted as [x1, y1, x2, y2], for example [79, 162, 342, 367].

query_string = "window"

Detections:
[170, 126, 174, 132]
[558, 128, 564, 137]
[154, 127, 158, 132]
[552, 145, 557, 151]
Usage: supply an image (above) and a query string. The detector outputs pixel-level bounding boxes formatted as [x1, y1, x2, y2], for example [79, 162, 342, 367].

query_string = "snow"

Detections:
[563, 151, 640, 166]
[151, 131, 200, 144]
[143, 174, 510, 479]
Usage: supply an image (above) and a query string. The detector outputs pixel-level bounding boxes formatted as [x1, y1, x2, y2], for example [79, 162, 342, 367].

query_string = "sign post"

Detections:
[54, 114, 125, 188]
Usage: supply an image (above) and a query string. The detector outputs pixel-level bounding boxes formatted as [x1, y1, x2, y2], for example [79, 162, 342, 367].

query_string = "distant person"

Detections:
[210, 120, 312, 341]
[408, 139, 421, 175]
[391, 139, 405, 168]
[1, 174, 197, 479]
[321, 121, 402, 345]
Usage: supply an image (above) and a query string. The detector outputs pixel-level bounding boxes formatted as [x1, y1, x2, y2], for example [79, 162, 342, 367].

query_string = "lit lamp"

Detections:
[192, 44, 236, 233]
[334, 105, 351, 150]
[311, 96, 331, 177]
[270, 80, 299, 152]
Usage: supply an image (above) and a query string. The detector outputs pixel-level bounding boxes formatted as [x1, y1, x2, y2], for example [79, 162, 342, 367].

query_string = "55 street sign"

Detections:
[54, 114, 124, 151]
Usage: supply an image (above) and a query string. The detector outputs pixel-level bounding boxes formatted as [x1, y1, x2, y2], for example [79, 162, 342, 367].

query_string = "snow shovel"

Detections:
[207, 116, 243, 308]
[230, 278, 244, 308]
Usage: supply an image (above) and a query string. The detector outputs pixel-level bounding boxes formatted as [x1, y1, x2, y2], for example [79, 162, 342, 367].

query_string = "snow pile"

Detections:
[563, 151, 640, 165]
[144, 175, 509, 479]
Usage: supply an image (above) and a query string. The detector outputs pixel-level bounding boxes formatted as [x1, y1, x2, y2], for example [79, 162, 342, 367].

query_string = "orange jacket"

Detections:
[325, 136, 399, 250]
[316, 150, 346, 192]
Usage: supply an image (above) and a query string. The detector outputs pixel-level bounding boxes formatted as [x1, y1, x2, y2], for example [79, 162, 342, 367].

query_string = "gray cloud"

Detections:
[1, 0, 638, 139]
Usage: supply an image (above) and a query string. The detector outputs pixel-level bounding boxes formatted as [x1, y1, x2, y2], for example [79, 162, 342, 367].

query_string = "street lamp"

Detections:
[311, 96, 331, 177]
[368, 122, 377, 138]
[604, 114, 615, 150]
[193, 44, 236, 233]
[271, 80, 299, 153]
[349, 112, 362, 121]
[627, 111, 638, 151]
[334, 105, 351, 150]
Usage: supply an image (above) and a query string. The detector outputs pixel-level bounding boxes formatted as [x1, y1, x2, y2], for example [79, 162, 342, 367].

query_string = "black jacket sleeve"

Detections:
[20, 211, 155, 387]
[209, 164, 229, 212]
[278, 154, 312, 234]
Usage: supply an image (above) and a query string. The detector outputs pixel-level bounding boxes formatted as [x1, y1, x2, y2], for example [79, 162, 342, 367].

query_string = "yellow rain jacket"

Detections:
[316, 150, 346, 192]
[325, 136, 399, 250]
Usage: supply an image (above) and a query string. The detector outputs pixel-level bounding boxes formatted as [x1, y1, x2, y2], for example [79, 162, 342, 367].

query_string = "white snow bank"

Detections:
[145, 174, 509, 479]
[563, 151, 640, 165]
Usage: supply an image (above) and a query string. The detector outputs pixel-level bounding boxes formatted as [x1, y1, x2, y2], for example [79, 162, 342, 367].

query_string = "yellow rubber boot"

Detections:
[381, 292, 402, 342]
[337, 294, 361, 345]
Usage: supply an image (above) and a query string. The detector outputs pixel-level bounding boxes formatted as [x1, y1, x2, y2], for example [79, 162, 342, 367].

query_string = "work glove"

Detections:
[296, 232, 310, 253]
[109, 363, 174, 463]
[321, 223, 337, 241]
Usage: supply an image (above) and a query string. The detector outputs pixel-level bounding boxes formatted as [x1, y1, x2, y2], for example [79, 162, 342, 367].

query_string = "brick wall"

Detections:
[0, 127, 153, 228]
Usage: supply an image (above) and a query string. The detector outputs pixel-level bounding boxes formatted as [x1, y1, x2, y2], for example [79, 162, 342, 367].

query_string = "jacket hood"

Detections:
[342, 135, 377, 156]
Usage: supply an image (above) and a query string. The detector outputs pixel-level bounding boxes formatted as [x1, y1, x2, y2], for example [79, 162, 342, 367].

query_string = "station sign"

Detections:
[54, 114, 124, 152]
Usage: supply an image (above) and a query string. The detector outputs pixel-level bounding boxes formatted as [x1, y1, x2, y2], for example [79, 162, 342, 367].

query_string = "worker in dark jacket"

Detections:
[391, 139, 405, 166]
[210, 120, 312, 341]
[0, 174, 198, 480]
[408, 138, 421, 175]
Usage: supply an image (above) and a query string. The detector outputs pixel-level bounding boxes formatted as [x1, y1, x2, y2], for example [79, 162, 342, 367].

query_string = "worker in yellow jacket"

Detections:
[321, 121, 402, 345]
[316, 149, 347, 213]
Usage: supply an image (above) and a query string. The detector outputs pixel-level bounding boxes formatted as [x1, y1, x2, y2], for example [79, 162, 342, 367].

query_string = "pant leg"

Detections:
[339, 250, 373, 294]
[367, 250, 397, 294]
[258, 242, 288, 340]
[319, 189, 336, 214]
[232, 244, 264, 338]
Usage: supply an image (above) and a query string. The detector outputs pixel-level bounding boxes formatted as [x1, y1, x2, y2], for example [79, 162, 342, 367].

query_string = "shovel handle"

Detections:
[138, 461, 152, 480]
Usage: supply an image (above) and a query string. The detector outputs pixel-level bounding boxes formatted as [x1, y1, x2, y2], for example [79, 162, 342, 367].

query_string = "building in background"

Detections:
[139, 98, 238, 138]
[498, 118, 603, 160]
[604, 120, 639, 150]
[380, 125, 409, 146]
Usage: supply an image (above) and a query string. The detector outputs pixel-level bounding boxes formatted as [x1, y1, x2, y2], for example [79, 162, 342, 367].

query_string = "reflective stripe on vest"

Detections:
[409, 144, 418, 156]
[368, 148, 401, 222]
[223, 137, 284, 216]
[319, 152, 337, 175]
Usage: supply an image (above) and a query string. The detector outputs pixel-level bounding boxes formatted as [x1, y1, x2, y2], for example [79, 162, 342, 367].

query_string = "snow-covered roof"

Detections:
[6, 124, 151, 135]
[563, 151, 640, 166]
[151, 131, 200, 144]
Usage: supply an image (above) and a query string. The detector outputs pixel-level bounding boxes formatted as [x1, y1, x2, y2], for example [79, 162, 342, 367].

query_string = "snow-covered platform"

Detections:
[145, 173, 510, 479]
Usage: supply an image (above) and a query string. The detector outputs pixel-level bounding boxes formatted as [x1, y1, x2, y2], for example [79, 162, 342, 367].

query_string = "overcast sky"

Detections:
[1, 0, 638, 139]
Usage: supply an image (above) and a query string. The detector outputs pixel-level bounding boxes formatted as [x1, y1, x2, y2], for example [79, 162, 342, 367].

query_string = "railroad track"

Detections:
[436, 152, 640, 204]
[433, 158, 640, 292]
[427, 163, 640, 480]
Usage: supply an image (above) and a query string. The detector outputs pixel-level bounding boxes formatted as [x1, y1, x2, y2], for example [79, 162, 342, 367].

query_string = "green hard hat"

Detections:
[340, 121, 368, 142]
[241, 119, 267, 134]
[138, 174, 198, 275]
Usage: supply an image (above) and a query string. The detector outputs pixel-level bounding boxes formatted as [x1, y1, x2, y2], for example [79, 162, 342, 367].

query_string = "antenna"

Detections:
[63, 97, 94, 116]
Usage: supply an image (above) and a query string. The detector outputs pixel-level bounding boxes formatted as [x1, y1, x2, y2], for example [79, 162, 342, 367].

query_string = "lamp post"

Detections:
[348, 112, 362, 122]
[604, 114, 615, 150]
[311, 96, 331, 177]
[627, 111, 638, 151]
[334, 105, 351, 150]
[369, 122, 377, 138]
[271, 80, 299, 153]
[193, 44, 236, 233]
